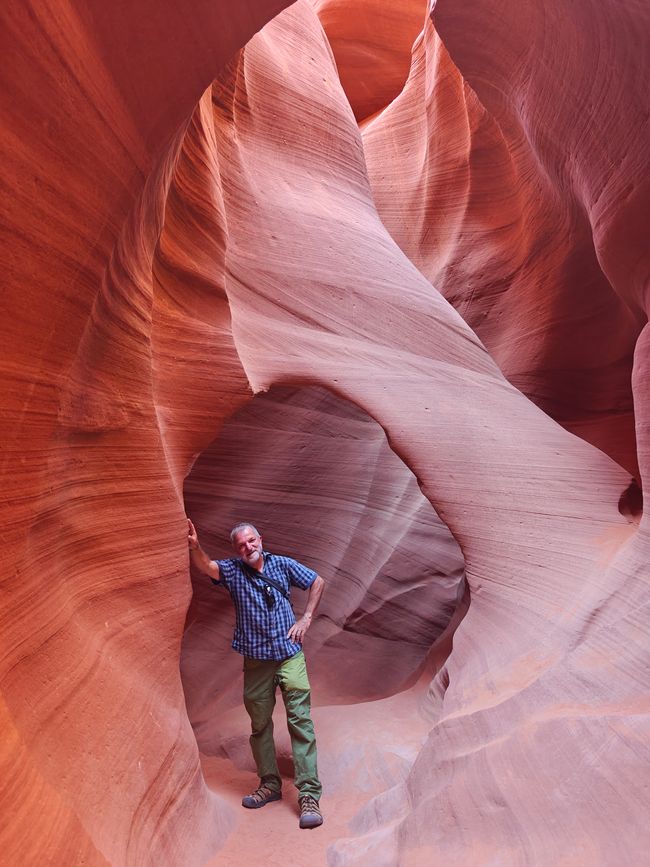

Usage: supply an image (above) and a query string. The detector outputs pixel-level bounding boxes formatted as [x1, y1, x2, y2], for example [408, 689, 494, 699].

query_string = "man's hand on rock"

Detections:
[187, 518, 199, 550]
[287, 614, 312, 644]
[187, 520, 220, 581]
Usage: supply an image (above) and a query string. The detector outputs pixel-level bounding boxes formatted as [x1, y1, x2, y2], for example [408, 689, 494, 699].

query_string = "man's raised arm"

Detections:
[187, 518, 220, 581]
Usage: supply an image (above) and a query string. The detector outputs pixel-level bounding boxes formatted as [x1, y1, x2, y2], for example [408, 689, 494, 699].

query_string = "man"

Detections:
[187, 518, 325, 829]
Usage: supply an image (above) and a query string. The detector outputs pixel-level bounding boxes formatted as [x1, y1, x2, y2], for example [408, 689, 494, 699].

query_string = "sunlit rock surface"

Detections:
[362, 11, 644, 478]
[313, 0, 427, 121]
[2, 0, 649, 864]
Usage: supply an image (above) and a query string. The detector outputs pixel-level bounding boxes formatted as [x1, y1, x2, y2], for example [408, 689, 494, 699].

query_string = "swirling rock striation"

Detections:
[362, 7, 644, 478]
[313, 0, 427, 121]
[1, 0, 648, 865]
[1, 1, 291, 865]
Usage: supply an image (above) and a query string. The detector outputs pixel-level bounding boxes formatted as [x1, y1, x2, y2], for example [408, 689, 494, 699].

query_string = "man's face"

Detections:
[233, 527, 263, 567]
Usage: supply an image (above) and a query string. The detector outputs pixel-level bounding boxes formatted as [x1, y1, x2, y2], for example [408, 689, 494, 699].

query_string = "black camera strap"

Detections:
[241, 558, 291, 602]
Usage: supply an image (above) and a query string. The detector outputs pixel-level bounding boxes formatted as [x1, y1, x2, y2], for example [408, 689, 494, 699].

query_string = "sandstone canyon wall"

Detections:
[1, 0, 649, 865]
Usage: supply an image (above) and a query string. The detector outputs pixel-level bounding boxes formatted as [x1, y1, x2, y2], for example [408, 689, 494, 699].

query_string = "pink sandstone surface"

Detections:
[1, 0, 649, 865]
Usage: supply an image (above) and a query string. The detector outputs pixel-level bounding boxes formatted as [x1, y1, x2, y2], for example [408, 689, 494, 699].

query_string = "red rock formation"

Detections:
[362, 11, 644, 478]
[2, 0, 649, 864]
[1, 1, 291, 864]
[313, 0, 427, 121]
[184, 2, 649, 863]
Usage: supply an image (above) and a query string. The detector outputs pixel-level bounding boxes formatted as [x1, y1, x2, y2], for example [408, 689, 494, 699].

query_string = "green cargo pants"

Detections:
[243, 650, 322, 800]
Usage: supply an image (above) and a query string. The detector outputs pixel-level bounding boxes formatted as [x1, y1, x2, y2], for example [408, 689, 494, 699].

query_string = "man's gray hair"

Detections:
[229, 522, 261, 543]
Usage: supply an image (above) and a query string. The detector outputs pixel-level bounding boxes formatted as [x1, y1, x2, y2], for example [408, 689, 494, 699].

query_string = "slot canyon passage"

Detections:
[1, 0, 649, 864]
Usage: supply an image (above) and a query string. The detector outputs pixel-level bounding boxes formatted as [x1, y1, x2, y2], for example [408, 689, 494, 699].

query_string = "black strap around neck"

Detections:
[241, 557, 291, 601]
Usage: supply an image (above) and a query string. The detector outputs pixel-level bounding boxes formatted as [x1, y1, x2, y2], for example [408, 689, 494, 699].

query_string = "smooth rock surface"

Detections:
[1, 0, 649, 865]
[313, 0, 427, 121]
[362, 9, 644, 477]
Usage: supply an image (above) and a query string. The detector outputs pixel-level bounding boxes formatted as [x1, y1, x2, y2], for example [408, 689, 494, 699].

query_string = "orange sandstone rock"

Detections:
[362, 15, 643, 477]
[1, 0, 649, 864]
[0, 1, 291, 864]
[313, 0, 427, 121]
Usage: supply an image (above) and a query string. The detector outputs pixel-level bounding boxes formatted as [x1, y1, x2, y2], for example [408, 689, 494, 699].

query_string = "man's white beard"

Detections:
[245, 550, 262, 566]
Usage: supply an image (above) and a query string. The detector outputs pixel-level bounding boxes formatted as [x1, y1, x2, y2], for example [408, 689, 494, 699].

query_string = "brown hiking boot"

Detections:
[299, 795, 323, 829]
[241, 784, 282, 809]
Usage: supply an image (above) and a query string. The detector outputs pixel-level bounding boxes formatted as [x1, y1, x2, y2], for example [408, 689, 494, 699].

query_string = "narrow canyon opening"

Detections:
[180, 385, 466, 799]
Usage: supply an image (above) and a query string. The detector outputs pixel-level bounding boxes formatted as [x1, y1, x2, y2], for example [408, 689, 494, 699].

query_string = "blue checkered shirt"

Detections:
[211, 552, 318, 660]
